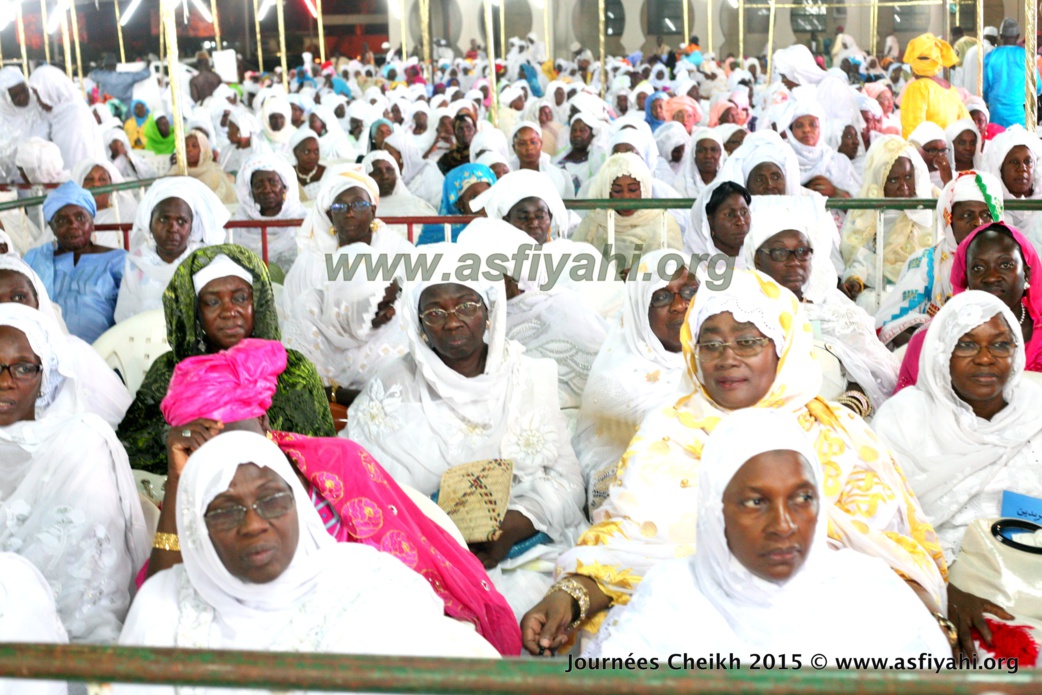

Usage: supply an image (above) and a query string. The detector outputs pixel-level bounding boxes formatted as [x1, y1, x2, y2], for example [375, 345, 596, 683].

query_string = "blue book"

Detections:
[1000, 490, 1042, 526]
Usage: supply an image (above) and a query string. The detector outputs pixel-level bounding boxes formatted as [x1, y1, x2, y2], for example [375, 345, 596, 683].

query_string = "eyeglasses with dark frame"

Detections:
[0, 362, 42, 382]
[757, 246, 814, 262]
[649, 285, 697, 308]
[951, 340, 1016, 359]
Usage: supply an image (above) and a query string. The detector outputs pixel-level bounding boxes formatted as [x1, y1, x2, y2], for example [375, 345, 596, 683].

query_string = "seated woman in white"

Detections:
[0, 255, 130, 427]
[230, 152, 306, 276]
[0, 304, 148, 643]
[117, 431, 497, 695]
[362, 149, 437, 242]
[71, 158, 139, 249]
[0, 553, 68, 695]
[282, 171, 413, 404]
[585, 408, 953, 664]
[573, 248, 695, 512]
[114, 177, 228, 323]
[874, 290, 1042, 655]
[456, 219, 608, 426]
[740, 195, 899, 414]
[346, 244, 588, 620]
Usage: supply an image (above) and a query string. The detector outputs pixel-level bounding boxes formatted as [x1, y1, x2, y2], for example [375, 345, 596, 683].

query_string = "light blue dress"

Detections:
[25, 243, 126, 344]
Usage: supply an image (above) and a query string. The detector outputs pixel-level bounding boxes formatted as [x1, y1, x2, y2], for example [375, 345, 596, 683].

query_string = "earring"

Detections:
[421, 333, 430, 344]
[370, 220, 380, 232]
[486, 319, 491, 330]
[329, 225, 337, 236]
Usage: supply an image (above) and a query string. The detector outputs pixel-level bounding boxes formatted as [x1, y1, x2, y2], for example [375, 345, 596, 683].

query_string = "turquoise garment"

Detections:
[25, 244, 125, 344]
[983, 46, 1042, 128]
[417, 163, 496, 245]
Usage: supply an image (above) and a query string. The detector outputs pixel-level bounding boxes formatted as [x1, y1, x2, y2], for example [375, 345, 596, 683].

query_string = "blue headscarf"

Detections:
[42, 181, 97, 223]
[129, 99, 150, 126]
[520, 64, 544, 99]
[369, 118, 393, 149]
[645, 91, 668, 132]
[417, 164, 496, 245]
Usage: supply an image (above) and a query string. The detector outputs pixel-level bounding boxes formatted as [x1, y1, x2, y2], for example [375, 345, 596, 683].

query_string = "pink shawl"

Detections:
[271, 431, 522, 656]
[896, 222, 1042, 391]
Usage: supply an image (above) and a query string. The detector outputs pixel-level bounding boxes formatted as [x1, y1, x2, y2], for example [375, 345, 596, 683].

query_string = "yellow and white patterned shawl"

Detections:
[556, 269, 947, 632]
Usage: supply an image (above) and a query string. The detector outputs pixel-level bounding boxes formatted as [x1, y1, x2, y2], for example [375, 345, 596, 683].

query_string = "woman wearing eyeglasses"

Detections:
[0, 304, 148, 643]
[116, 429, 500, 690]
[521, 269, 950, 657]
[740, 196, 899, 417]
[573, 248, 695, 513]
[282, 171, 416, 408]
[895, 221, 1042, 393]
[874, 290, 1042, 658]
[346, 243, 587, 621]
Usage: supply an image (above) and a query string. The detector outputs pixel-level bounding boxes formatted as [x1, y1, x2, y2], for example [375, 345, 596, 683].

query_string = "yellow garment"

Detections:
[900, 77, 971, 139]
[555, 270, 948, 632]
[841, 135, 936, 285]
[124, 118, 147, 150]
[903, 33, 958, 77]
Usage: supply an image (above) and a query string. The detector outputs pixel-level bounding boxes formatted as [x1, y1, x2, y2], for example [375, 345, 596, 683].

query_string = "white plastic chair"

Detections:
[400, 484, 468, 548]
[92, 310, 170, 398]
[133, 469, 167, 506]
[139, 492, 161, 539]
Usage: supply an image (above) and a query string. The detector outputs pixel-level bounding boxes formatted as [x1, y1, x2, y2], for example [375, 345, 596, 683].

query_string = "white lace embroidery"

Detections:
[354, 379, 404, 440]
[502, 412, 559, 470]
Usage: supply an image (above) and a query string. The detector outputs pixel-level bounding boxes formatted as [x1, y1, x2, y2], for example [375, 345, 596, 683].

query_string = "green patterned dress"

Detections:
[117, 244, 335, 473]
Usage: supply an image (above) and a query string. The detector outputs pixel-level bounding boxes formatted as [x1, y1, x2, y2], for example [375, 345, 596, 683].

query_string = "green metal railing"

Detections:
[0, 179, 160, 211]
[0, 644, 1037, 693]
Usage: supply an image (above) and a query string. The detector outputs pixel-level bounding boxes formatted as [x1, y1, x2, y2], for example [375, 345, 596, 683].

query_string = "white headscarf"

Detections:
[0, 255, 132, 426]
[782, 86, 861, 194]
[944, 118, 983, 172]
[676, 128, 726, 198]
[470, 169, 569, 238]
[362, 149, 408, 196]
[740, 195, 836, 304]
[739, 195, 899, 409]
[575, 247, 691, 508]
[0, 303, 148, 643]
[399, 242, 518, 425]
[296, 169, 382, 255]
[718, 130, 802, 195]
[983, 124, 1042, 230]
[772, 44, 827, 86]
[877, 291, 1042, 515]
[585, 405, 951, 662]
[260, 95, 297, 144]
[176, 431, 338, 620]
[15, 137, 68, 184]
[874, 291, 1042, 559]
[114, 177, 229, 323]
[234, 152, 306, 222]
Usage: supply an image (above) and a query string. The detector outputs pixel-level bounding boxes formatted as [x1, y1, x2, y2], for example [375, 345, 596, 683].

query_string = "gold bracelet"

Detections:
[934, 612, 958, 646]
[549, 576, 590, 630]
[328, 378, 339, 404]
[153, 532, 180, 552]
